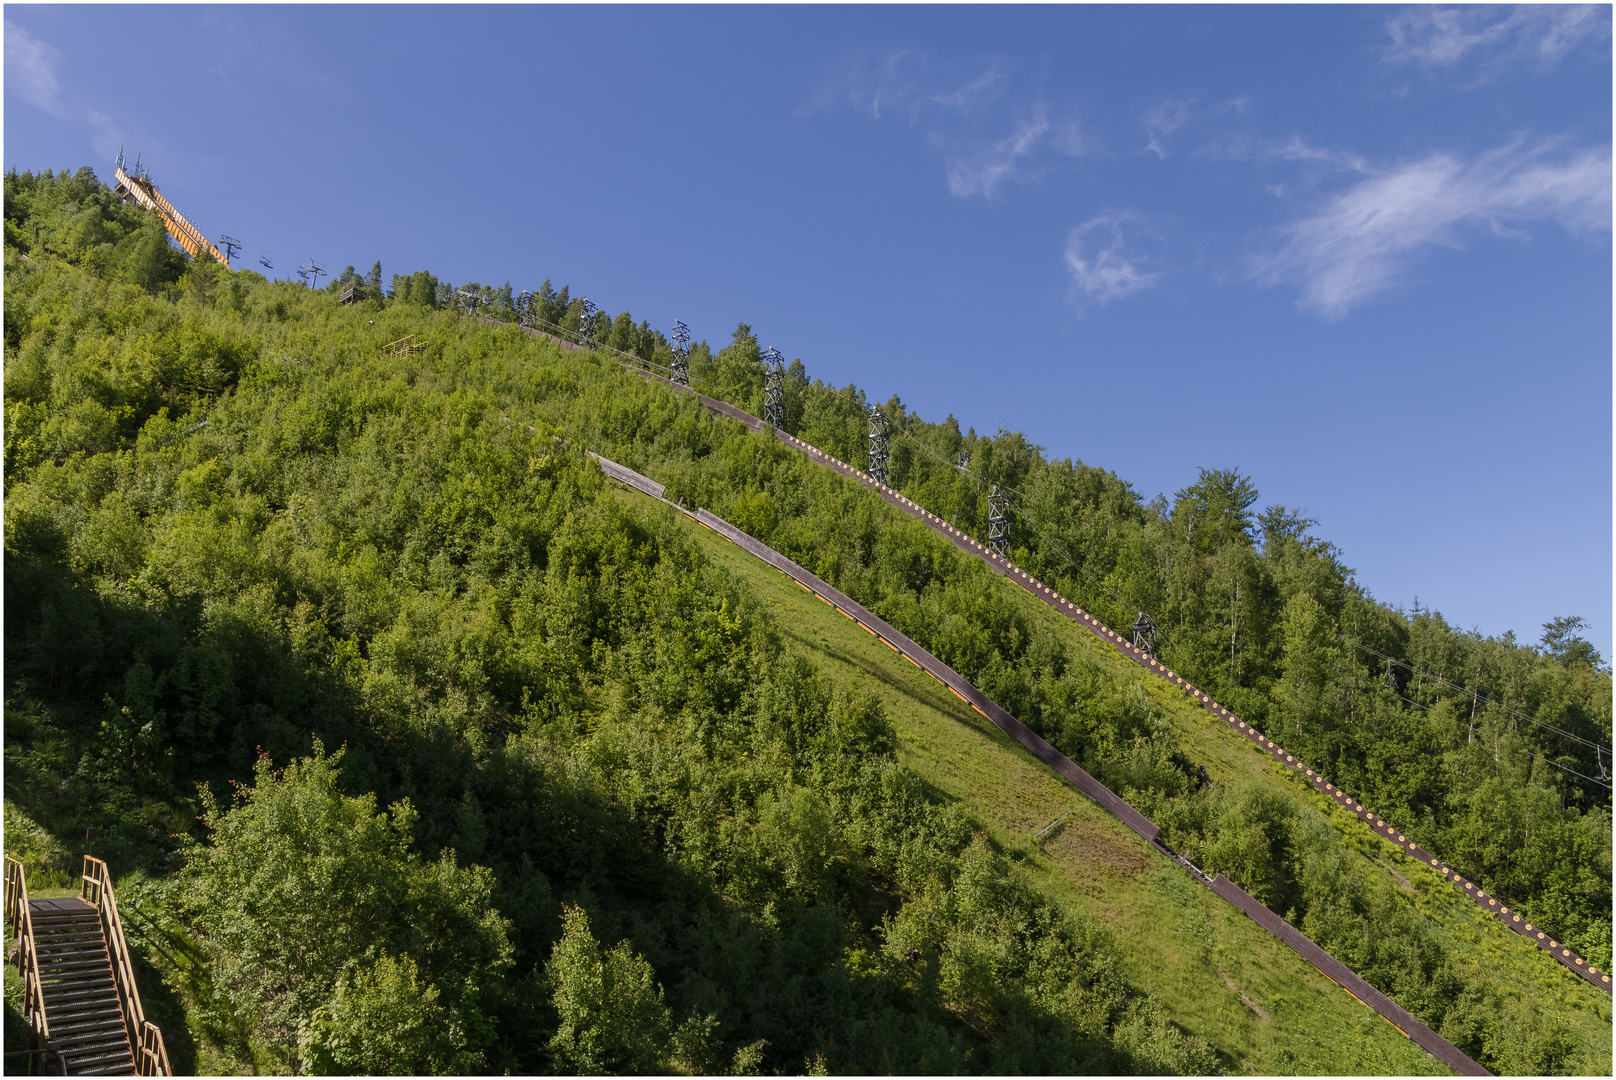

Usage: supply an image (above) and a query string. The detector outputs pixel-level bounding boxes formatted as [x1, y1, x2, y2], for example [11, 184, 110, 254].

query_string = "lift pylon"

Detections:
[670, 320, 691, 386]
[868, 408, 889, 483]
[1132, 612, 1158, 658]
[987, 486, 1010, 557]
[762, 347, 785, 428]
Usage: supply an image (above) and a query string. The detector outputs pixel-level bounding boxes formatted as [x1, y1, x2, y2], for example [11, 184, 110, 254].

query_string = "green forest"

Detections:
[4, 166, 1611, 1075]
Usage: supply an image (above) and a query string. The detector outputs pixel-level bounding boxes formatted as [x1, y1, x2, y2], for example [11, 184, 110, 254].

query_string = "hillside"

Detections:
[4, 166, 1611, 1075]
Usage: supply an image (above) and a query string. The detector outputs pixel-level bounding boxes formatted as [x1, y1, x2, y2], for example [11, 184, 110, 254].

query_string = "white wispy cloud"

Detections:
[927, 63, 1011, 116]
[804, 49, 1083, 201]
[944, 106, 1084, 200]
[1143, 98, 1194, 159]
[798, 51, 1008, 122]
[1383, 5, 1609, 79]
[1064, 215, 1159, 306]
[6, 21, 66, 117]
[1274, 137, 1370, 175]
[1252, 139, 1611, 318]
[6, 21, 130, 158]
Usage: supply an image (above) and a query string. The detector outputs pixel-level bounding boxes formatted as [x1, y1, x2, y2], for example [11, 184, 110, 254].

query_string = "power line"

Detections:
[490, 326, 1612, 785]
[1347, 638, 1611, 756]
[509, 309, 682, 379]
[891, 426, 1613, 784]
[1387, 687, 1611, 791]
[892, 426, 1145, 617]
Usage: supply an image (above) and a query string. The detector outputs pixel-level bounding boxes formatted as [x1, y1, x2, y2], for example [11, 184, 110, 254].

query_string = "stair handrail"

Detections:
[80, 856, 171, 1076]
[4, 857, 55, 1067]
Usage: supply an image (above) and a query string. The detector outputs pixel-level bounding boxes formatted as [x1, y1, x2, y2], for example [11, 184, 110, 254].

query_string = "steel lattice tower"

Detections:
[517, 290, 536, 328]
[577, 299, 599, 349]
[988, 486, 1010, 557]
[671, 320, 691, 385]
[1132, 612, 1158, 658]
[762, 346, 785, 428]
[868, 408, 889, 483]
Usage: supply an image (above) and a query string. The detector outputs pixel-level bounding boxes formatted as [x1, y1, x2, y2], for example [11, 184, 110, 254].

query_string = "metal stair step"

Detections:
[49, 1005, 124, 1025]
[50, 1004, 123, 1027]
[35, 940, 107, 953]
[37, 963, 113, 982]
[40, 980, 117, 996]
[38, 953, 110, 966]
[45, 989, 119, 1009]
[73, 1062, 139, 1077]
[60, 1047, 134, 1071]
[60, 1042, 133, 1063]
[35, 947, 110, 961]
[33, 918, 102, 931]
[41, 976, 117, 994]
[51, 1023, 127, 1048]
[50, 996, 122, 1015]
[36, 934, 108, 945]
[41, 981, 118, 997]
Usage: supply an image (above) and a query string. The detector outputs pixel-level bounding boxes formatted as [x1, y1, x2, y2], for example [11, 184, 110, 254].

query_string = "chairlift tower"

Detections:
[300, 260, 326, 290]
[670, 320, 691, 386]
[577, 298, 599, 349]
[762, 346, 785, 428]
[1132, 612, 1159, 658]
[456, 285, 485, 315]
[868, 408, 889, 484]
[987, 485, 1010, 557]
[215, 235, 242, 263]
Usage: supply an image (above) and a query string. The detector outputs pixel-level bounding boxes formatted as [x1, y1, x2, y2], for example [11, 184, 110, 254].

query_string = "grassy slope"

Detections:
[621, 486, 1446, 1076]
[1007, 575, 1616, 1071]
[609, 415, 1614, 1072]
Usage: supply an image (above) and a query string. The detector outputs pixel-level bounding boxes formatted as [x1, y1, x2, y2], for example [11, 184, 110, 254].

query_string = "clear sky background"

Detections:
[6, 4, 1612, 658]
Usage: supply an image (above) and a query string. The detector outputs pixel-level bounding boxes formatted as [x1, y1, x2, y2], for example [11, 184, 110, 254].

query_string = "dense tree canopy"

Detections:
[4, 166, 1608, 1075]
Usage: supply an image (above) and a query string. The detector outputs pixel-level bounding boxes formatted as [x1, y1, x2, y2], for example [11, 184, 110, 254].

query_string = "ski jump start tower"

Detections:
[111, 150, 231, 265]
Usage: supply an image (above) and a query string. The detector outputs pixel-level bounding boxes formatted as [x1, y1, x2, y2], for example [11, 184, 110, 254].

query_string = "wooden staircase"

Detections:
[5, 857, 171, 1075]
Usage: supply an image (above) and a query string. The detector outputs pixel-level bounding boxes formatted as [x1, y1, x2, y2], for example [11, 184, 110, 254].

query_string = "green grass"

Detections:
[636, 488, 1452, 1076]
[990, 572, 1614, 1068]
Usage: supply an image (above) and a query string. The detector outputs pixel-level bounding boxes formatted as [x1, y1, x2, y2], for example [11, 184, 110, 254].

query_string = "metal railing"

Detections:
[80, 856, 171, 1076]
[5, 856, 57, 1074]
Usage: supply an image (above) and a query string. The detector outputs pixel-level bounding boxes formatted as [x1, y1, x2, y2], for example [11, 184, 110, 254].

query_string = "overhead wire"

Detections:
[1385, 686, 1612, 791]
[893, 424, 1613, 787]
[892, 425, 1149, 620]
[496, 313, 1613, 785]
[478, 303, 682, 379]
[1347, 638, 1611, 756]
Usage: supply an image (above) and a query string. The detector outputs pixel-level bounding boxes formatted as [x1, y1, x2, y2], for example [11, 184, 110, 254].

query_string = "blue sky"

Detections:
[6, 4, 1612, 658]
